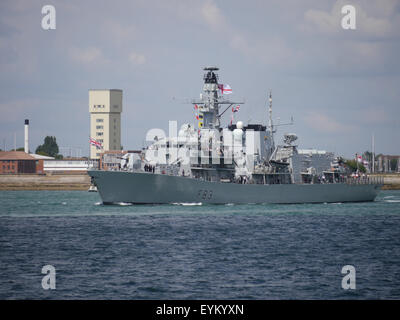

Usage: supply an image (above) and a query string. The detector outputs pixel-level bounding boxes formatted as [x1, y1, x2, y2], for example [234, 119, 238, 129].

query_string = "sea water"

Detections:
[0, 190, 399, 299]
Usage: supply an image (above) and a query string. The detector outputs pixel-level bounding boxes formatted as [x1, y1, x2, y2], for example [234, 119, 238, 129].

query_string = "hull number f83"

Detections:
[198, 189, 213, 200]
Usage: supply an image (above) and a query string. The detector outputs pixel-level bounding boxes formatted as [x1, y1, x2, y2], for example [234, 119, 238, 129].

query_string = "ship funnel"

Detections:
[24, 119, 29, 153]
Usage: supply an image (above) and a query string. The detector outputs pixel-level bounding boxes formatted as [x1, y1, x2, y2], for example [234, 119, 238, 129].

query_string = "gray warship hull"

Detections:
[88, 170, 382, 204]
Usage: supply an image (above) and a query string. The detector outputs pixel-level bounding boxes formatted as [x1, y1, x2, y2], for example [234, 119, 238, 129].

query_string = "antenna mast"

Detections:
[268, 91, 273, 129]
[372, 133, 375, 173]
[268, 91, 275, 142]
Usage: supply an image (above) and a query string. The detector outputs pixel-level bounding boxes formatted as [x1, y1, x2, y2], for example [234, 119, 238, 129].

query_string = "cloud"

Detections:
[303, 0, 398, 38]
[304, 7, 339, 34]
[304, 112, 355, 133]
[360, 107, 391, 125]
[129, 52, 146, 65]
[201, 0, 228, 31]
[0, 98, 41, 123]
[68, 46, 105, 64]
[199, 0, 295, 67]
[101, 20, 137, 46]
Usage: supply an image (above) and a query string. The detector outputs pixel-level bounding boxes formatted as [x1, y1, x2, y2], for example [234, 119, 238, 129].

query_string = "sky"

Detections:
[0, 0, 399, 158]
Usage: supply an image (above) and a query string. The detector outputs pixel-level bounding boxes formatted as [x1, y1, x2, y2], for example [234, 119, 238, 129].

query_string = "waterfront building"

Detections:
[89, 89, 123, 159]
[43, 158, 98, 173]
[0, 151, 44, 174]
[376, 154, 400, 173]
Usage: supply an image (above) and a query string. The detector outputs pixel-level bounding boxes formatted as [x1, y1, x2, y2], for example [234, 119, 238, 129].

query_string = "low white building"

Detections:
[44, 159, 98, 172]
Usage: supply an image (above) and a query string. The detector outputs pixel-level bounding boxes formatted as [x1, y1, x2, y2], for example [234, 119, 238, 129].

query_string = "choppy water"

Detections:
[0, 190, 399, 299]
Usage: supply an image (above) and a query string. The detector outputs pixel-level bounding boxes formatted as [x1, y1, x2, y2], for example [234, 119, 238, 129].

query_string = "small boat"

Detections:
[88, 185, 98, 192]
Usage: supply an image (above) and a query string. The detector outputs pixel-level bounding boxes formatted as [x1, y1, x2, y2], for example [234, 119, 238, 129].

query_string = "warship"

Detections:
[88, 67, 382, 204]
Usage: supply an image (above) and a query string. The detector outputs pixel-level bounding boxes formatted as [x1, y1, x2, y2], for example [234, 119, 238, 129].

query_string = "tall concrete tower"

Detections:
[89, 89, 122, 159]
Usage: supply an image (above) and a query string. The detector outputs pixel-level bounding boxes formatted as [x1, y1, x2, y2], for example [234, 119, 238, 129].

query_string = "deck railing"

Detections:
[345, 175, 384, 185]
[301, 174, 384, 185]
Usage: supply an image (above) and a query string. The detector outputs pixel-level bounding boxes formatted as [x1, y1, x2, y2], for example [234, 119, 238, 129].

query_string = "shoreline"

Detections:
[381, 184, 400, 190]
[0, 185, 90, 191]
[0, 173, 91, 191]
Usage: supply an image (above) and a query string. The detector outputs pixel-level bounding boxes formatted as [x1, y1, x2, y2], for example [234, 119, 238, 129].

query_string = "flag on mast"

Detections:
[90, 137, 102, 149]
[218, 84, 232, 95]
[230, 105, 240, 125]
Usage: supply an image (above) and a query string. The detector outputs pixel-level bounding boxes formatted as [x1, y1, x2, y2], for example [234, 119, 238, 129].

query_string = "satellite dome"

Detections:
[233, 128, 243, 140]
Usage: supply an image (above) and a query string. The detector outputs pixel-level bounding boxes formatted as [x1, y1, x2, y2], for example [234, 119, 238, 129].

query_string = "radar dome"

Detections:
[236, 121, 244, 129]
[233, 128, 243, 141]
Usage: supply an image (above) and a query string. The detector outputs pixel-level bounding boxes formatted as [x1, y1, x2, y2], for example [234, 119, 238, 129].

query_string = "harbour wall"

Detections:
[0, 173, 91, 190]
[371, 174, 400, 190]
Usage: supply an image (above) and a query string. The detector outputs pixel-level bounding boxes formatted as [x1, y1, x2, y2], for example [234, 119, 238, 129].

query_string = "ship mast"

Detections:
[268, 91, 273, 130]
[268, 91, 275, 151]
[191, 66, 243, 130]
[202, 66, 220, 128]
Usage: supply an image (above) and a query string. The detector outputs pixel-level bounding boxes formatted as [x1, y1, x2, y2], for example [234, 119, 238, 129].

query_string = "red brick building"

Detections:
[0, 151, 44, 174]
